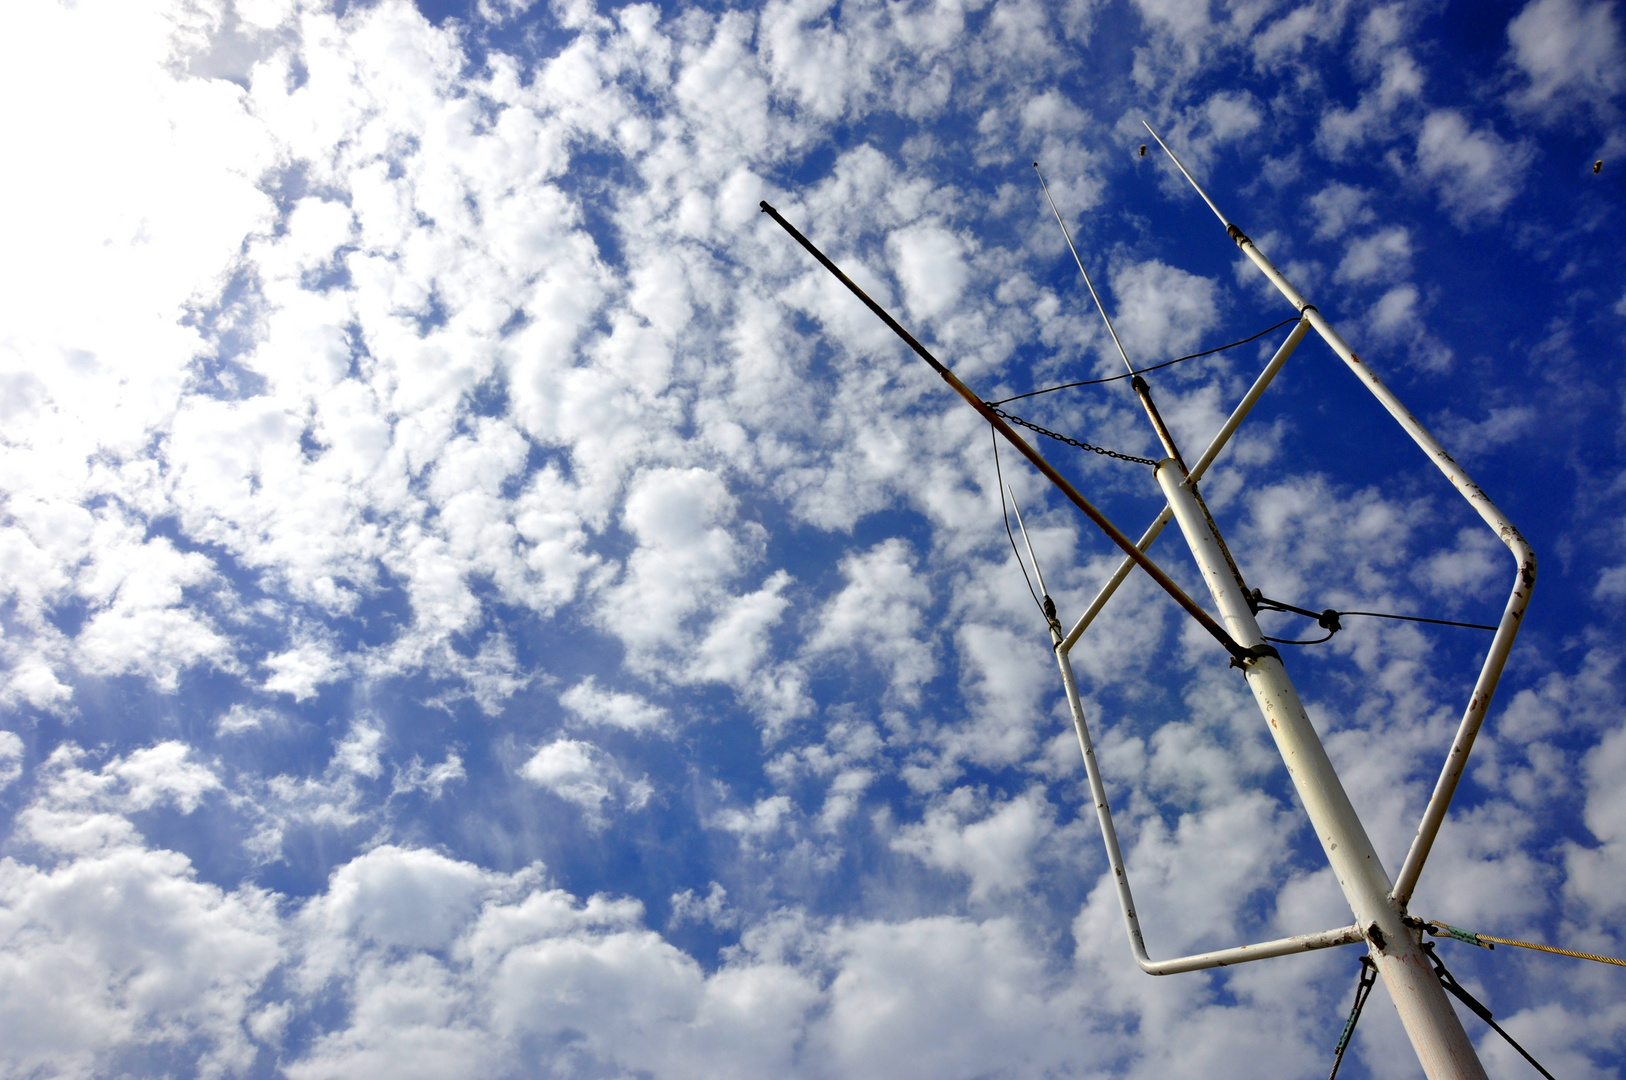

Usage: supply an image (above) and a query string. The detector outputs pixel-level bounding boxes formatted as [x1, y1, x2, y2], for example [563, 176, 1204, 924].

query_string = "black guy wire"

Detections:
[993, 425, 1045, 618]
[1249, 589, 1497, 647]
[988, 316, 1302, 407]
[1424, 944, 1556, 1080]
[1327, 955, 1377, 1080]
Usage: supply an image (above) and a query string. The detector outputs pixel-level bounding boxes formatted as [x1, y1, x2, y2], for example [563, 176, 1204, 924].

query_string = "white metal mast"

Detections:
[1019, 126, 1536, 1080]
[759, 130, 1535, 1071]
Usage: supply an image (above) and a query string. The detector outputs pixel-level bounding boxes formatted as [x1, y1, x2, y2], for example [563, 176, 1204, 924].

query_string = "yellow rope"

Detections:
[1477, 933, 1626, 968]
[1427, 920, 1626, 968]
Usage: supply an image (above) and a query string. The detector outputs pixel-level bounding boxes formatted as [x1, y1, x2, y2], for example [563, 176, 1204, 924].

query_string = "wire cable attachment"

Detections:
[992, 427, 1046, 619]
[1327, 955, 1378, 1080]
[1423, 944, 1556, 1080]
[1426, 920, 1626, 968]
[1248, 589, 1499, 645]
[987, 316, 1303, 407]
[983, 404, 1160, 466]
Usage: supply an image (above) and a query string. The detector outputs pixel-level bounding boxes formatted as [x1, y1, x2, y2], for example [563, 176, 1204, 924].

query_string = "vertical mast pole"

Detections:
[1135, 125, 1495, 1080]
[1155, 464, 1488, 1080]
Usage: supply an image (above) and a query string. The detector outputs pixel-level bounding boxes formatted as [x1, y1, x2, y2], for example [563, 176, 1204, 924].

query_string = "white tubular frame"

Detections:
[1061, 317, 1312, 651]
[1050, 318, 1368, 975]
[1141, 121, 1536, 907]
[1055, 626, 1364, 974]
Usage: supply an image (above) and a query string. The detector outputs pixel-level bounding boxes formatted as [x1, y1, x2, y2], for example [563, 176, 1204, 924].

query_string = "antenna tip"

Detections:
[1032, 161, 1039, 168]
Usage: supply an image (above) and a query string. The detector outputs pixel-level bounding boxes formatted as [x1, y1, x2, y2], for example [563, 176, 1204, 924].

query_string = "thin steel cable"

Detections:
[1249, 590, 1497, 646]
[1327, 956, 1377, 1080]
[1338, 611, 1497, 631]
[993, 426, 1045, 617]
[988, 317, 1303, 407]
[1424, 944, 1556, 1080]
[1427, 920, 1626, 969]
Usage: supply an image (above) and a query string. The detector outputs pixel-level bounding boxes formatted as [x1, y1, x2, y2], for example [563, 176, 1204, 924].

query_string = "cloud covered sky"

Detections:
[1, 0, 1624, 1076]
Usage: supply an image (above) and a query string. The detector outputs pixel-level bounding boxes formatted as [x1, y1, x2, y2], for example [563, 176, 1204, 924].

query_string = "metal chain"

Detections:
[985, 404, 1160, 467]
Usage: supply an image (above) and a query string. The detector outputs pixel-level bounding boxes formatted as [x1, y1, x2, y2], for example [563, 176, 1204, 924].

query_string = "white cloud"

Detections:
[604, 467, 759, 660]
[1364, 283, 1454, 372]
[392, 753, 466, 799]
[1566, 722, 1626, 917]
[1107, 258, 1218, 365]
[888, 221, 970, 321]
[1335, 225, 1413, 284]
[1316, 4, 1427, 158]
[892, 786, 1057, 901]
[520, 738, 651, 825]
[813, 916, 1079, 1080]
[245, 721, 389, 860]
[216, 703, 277, 735]
[305, 844, 495, 953]
[806, 539, 935, 704]
[560, 675, 671, 733]
[1430, 404, 1539, 458]
[263, 639, 347, 700]
[1506, 0, 1626, 118]
[713, 793, 794, 840]
[0, 731, 24, 790]
[0, 844, 282, 1080]
[668, 881, 738, 929]
[1415, 110, 1535, 226]
[1307, 182, 1375, 240]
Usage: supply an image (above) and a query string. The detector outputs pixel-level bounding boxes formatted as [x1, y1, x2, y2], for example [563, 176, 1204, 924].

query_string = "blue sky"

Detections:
[1, 0, 1624, 1077]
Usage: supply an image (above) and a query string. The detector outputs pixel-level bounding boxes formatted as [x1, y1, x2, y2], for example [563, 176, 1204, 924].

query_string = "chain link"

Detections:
[986, 404, 1160, 467]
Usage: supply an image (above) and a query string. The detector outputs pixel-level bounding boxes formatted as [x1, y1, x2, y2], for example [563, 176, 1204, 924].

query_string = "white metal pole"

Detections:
[1155, 460, 1488, 1080]
[1139, 120, 1537, 907]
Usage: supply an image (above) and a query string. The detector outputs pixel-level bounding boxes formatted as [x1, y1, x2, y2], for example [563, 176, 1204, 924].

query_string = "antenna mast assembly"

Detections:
[759, 123, 1534, 1080]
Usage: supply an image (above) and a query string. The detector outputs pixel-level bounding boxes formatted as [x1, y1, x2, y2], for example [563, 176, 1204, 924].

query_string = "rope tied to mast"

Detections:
[1425, 919, 1626, 968]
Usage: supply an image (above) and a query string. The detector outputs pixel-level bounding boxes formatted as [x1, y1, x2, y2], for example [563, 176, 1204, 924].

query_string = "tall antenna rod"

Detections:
[1035, 162, 1193, 472]
[1034, 163, 1135, 375]
[1140, 121, 1230, 228]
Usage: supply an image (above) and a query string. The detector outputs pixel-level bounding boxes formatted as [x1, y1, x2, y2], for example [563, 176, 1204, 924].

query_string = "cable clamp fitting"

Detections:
[1228, 642, 1281, 669]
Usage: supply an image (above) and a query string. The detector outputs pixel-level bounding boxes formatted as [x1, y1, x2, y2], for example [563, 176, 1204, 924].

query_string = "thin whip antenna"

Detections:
[1141, 121, 1230, 228]
[1034, 162, 1135, 375]
[1008, 488, 1051, 600]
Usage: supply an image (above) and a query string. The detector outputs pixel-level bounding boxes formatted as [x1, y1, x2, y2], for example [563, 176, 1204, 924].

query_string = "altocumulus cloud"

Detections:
[1, 0, 1625, 1078]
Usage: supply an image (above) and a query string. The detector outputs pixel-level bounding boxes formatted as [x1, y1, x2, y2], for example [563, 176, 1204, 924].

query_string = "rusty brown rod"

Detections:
[758, 200, 1252, 662]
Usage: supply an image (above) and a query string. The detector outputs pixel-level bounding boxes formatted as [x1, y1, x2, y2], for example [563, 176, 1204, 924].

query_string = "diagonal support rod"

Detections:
[759, 199, 1262, 664]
